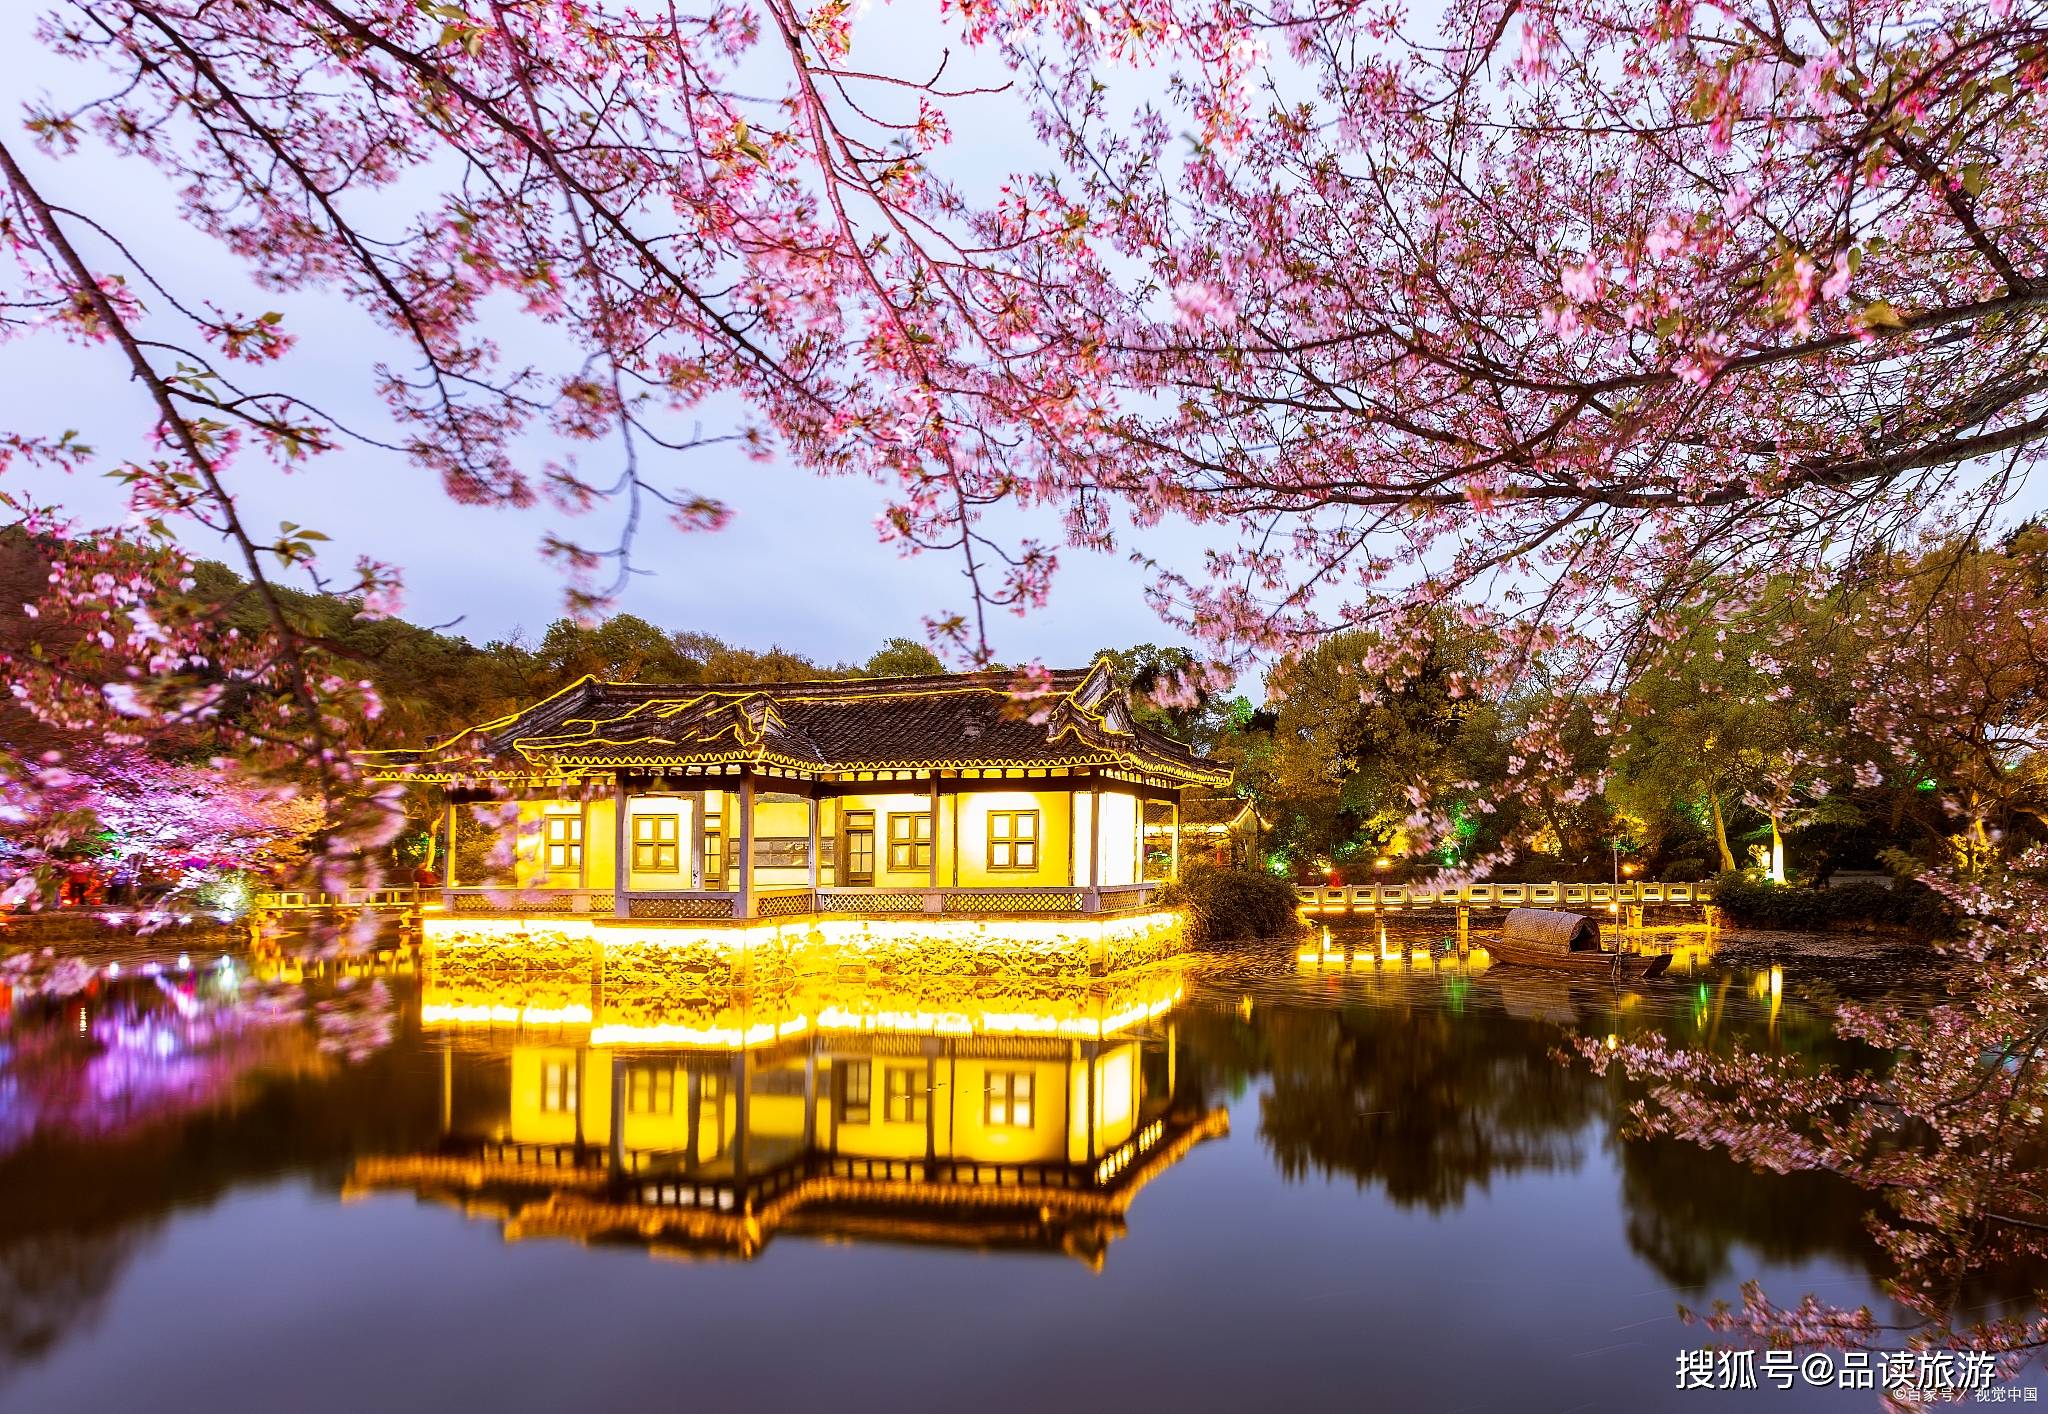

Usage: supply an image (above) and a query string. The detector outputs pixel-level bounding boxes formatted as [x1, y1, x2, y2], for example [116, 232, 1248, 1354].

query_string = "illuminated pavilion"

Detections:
[363, 659, 1230, 974]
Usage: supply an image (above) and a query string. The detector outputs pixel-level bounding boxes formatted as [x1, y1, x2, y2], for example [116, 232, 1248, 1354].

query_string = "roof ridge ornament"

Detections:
[1073, 657, 1116, 710]
[735, 691, 786, 744]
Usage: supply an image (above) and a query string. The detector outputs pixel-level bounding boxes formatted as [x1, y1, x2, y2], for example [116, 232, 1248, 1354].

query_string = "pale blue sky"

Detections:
[0, 4, 1214, 668]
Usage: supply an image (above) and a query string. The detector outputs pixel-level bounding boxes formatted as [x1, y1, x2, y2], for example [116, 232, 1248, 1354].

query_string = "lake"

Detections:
[0, 922, 2031, 1412]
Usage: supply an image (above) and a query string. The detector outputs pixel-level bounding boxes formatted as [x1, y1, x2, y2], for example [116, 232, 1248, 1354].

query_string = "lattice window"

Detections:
[887, 812, 932, 871]
[987, 810, 1040, 871]
[543, 813, 584, 873]
[632, 813, 680, 873]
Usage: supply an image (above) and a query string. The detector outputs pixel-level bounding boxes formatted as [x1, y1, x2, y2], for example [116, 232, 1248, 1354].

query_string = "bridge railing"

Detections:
[1295, 881, 1714, 913]
[256, 886, 418, 912]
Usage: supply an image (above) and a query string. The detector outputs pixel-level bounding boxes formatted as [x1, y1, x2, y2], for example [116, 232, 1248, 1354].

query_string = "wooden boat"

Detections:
[1488, 907, 1672, 980]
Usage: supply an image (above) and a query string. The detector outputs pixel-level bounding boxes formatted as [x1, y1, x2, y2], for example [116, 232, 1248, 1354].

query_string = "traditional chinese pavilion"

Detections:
[363, 659, 1228, 962]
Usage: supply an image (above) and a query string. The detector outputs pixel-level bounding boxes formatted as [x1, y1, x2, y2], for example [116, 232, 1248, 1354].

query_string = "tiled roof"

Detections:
[362, 660, 1230, 787]
[1181, 794, 1259, 827]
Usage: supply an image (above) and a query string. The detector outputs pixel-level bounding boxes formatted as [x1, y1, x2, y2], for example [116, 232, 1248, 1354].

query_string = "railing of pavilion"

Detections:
[258, 882, 1175, 919]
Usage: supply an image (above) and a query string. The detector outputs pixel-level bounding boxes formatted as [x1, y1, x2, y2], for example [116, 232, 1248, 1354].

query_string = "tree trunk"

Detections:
[1768, 813, 1785, 884]
[1711, 794, 1736, 873]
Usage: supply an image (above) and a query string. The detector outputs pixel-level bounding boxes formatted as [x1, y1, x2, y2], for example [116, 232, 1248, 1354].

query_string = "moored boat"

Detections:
[1487, 907, 1672, 980]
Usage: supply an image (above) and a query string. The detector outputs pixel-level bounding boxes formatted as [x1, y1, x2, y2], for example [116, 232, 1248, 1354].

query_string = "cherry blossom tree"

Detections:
[0, 739, 324, 910]
[1576, 863, 2048, 1388]
[1002, 0, 2048, 667]
[0, 0, 1102, 889]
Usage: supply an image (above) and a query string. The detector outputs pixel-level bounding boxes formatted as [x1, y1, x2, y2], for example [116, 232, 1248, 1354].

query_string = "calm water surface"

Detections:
[0, 924, 2021, 1412]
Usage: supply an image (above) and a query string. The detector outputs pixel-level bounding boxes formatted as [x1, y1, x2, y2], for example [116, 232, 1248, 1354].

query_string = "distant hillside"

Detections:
[0, 528, 945, 749]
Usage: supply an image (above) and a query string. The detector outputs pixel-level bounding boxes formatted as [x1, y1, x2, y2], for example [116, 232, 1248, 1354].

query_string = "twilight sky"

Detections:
[0, 4, 1215, 669]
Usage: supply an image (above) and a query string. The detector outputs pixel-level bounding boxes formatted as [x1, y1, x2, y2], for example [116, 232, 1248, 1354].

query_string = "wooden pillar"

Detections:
[690, 787, 706, 889]
[927, 775, 940, 892]
[444, 801, 459, 888]
[1066, 784, 1077, 886]
[736, 771, 755, 918]
[1088, 779, 1102, 900]
[807, 790, 820, 891]
[612, 774, 629, 918]
[948, 778, 960, 888]
[1169, 797, 1182, 881]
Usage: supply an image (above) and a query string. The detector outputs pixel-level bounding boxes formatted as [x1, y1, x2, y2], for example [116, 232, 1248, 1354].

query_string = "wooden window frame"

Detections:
[631, 813, 681, 873]
[543, 812, 584, 874]
[883, 1064, 927, 1124]
[984, 1069, 1034, 1129]
[987, 810, 1040, 872]
[843, 810, 876, 886]
[886, 812, 933, 872]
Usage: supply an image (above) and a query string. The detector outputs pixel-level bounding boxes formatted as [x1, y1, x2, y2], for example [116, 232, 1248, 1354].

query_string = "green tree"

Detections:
[1091, 643, 1238, 748]
[533, 614, 698, 689]
[863, 637, 945, 677]
[1615, 593, 1827, 878]
[1240, 624, 1508, 877]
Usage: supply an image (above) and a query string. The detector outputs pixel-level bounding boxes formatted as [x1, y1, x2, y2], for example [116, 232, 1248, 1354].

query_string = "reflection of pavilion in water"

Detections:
[349, 946, 1224, 1265]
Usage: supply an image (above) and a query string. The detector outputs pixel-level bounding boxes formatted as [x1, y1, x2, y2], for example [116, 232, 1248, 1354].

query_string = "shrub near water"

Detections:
[1162, 865, 1306, 946]
[1710, 872, 1952, 936]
